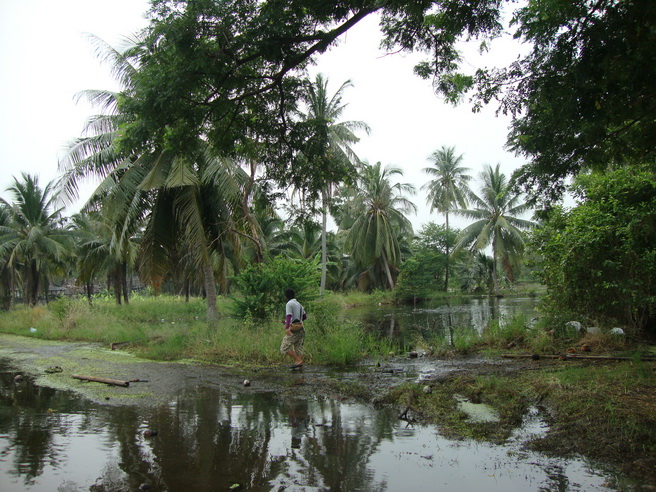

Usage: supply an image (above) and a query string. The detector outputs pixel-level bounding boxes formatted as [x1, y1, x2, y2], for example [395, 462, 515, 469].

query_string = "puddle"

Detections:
[0, 360, 636, 491]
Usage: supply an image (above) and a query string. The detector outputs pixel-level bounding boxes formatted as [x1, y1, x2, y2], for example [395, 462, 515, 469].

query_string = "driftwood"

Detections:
[72, 374, 130, 387]
[502, 353, 656, 361]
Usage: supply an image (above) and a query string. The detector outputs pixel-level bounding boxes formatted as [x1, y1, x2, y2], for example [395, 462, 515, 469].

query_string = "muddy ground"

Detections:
[0, 333, 540, 406]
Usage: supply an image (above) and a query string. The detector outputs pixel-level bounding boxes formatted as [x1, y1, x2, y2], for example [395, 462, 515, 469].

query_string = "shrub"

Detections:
[229, 256, 321, 319]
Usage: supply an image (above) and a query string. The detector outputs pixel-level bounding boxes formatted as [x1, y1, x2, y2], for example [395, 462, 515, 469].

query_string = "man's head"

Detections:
[285, 288, 295, 300]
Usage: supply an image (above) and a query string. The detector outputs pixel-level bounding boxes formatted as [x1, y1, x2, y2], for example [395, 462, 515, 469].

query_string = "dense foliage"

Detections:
[532, 167, 656, 335]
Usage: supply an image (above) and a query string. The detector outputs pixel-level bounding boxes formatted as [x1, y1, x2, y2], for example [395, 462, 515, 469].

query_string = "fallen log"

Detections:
[72, 374, 130, 387]
[502, 354, 656, 361]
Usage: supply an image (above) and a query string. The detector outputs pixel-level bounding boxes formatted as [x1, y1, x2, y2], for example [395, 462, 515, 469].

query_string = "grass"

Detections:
[0, 294, 405, 367]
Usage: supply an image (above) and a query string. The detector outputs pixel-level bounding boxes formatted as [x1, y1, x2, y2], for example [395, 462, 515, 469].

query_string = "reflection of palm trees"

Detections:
[2, 378, 402, 491]
[140, 389, 287, 490]
[289, 398, 391, 490]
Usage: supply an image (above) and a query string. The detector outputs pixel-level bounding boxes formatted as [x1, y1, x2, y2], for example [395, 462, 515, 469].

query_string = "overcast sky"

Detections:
[0, 0, 527, 231]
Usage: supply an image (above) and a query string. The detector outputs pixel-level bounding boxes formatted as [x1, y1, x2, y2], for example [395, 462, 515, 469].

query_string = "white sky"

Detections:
[0, 0, 528, 231]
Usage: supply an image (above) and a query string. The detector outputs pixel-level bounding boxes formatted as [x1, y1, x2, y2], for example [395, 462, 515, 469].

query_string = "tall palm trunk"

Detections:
[243, 158, 265, 262]
[382, 250, 395, 289]
[114, 266, 122, 305]
[201, 257, 218, 322]
[444, 212, 450, 292]
[28, 260, 39, 306]
[320, 189, 328, 296]
[86, 281, 93, 305]
[122, 261, 130, 305]
[492, 236, 500, 296]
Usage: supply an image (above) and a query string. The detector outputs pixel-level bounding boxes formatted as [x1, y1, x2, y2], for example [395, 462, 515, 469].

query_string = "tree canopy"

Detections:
[119, 0, 655, 203]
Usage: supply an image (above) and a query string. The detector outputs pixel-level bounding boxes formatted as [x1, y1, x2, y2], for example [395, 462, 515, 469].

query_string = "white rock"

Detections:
[609, 327, 625, 335]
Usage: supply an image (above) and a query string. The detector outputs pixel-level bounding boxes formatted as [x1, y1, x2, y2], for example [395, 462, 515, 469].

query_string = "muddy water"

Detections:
[1, 361, 625, 491]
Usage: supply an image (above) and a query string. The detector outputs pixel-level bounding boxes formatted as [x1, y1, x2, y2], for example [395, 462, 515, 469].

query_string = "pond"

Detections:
[0, 359, 630, 491]
[350, 296, 543, 346]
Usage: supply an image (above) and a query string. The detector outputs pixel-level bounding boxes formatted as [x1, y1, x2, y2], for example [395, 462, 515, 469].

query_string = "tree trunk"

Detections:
[243, 158, 265, 262]
[122, 262, 129, 305]
[114, 266, 122, 305]
[382, 250, 395, 289]
[444, 212, 450, 292]
[320, 189, 328, 296]
[29, 260, 39, 306]
[86, 281, 93, 305]
[492, 236, 500, 296]
[201, 258, 218, 322]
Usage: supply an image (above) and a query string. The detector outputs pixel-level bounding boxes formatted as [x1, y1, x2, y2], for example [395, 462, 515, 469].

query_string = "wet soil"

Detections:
[0, 333, 540, 406]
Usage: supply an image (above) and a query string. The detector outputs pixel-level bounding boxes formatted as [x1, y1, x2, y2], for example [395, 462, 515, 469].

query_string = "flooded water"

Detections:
[351, 296, 542, 346]
[1, 360, 627, 491]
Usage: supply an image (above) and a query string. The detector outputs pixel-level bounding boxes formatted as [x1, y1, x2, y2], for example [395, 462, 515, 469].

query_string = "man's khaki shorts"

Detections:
[280, 329, 304, 354]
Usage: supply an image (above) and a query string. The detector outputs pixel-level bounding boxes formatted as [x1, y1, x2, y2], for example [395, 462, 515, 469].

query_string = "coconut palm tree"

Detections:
[0, 174, 72, 306]
[71, 211, 140, 305]
[58, 36, 249, 321]
[422, 145, 472, 291]
[453, 164, 535, 296]
[343, 161, 416, 290]
[0, 203, 16, 310]
[299, 74, 370, 295]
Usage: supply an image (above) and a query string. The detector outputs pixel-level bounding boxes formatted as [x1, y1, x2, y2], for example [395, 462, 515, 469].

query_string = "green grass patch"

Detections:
[0, 296, 402, 368]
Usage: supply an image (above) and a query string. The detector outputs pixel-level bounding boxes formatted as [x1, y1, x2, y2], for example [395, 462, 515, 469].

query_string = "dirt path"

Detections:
[0, 333, 265, 406]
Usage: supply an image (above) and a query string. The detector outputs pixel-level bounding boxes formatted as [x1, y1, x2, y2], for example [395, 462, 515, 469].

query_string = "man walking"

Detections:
[281, 288, 306, 369]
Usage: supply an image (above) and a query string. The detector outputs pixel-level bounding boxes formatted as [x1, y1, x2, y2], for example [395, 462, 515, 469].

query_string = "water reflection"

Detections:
[1, 360, 626, 491]
[351, 296, 542, 345]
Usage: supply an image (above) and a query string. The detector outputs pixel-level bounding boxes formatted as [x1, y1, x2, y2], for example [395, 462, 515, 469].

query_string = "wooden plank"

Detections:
[72, 374, 130, 387]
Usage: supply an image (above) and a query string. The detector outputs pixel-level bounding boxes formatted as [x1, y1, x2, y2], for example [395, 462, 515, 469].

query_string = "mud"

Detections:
[0, 333, 541, 407]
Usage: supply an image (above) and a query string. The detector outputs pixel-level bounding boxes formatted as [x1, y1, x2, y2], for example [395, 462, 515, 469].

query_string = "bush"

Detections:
[230, 256, 321, 319]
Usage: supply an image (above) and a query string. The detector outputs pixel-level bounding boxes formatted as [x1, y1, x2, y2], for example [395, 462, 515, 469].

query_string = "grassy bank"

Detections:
[0, 294, 398, 367]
